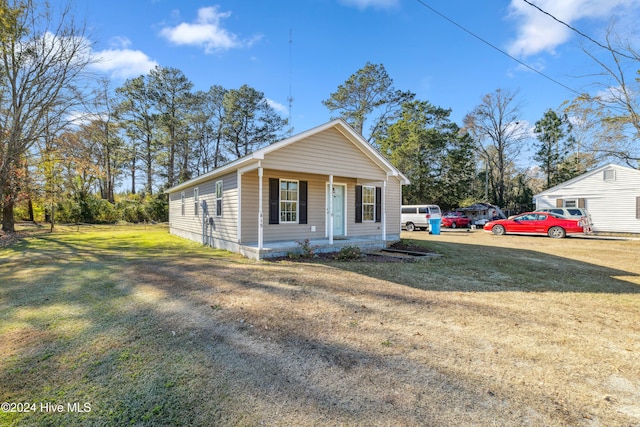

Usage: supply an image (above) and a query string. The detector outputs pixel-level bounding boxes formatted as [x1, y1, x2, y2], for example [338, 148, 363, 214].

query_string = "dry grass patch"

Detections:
[1, 226, 639, 426]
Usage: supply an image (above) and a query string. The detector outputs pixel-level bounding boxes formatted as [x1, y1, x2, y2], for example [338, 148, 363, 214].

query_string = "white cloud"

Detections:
[339, 0, 399, 9]
[266, 98, 288, 115]
[507, 0, 640, 57]
[88, 37, 157, 79]
[91, 48, 158, 80]
[159, 6, 261, 53]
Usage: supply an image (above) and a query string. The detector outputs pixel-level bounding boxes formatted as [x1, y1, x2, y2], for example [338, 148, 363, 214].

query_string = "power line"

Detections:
[521, 0, 636, 60]
[415, 0, 581, 96]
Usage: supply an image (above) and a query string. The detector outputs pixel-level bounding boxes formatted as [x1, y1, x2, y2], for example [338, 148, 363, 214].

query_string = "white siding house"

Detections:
[165, 119, 410, 259]
[533, 164, 640, 233]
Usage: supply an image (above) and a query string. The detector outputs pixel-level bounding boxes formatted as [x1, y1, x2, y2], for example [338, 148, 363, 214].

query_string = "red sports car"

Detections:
[483, 212, 584, 238]
[441, 211, 471, 228]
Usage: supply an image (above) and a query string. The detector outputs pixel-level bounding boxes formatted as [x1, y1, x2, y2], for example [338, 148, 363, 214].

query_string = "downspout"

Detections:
[202, 201, 207, 246]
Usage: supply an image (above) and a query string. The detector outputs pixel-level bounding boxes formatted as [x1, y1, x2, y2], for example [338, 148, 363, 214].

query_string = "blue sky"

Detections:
[79, 0, 640, 160]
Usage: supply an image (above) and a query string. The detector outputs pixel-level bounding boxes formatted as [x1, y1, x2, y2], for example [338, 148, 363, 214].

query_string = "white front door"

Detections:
[327, 184, 346, 237]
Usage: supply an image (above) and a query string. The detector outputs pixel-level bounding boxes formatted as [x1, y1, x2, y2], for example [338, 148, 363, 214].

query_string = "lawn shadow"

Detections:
[2, 230, 640, 426]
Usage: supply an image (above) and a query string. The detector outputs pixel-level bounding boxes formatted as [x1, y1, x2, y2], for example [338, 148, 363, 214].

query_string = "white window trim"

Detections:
[362, 185, 376, 222]
[279, 179, 299, 224]
[215, 180, 223, 217]
[194, 187, 199, 216]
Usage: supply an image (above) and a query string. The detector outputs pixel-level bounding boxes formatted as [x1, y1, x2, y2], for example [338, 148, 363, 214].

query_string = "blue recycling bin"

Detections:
[429, 218, 441, 235]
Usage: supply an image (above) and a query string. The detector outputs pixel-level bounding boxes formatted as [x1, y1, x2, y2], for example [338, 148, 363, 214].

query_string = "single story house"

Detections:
[165, 119, 410, 259]
[533, 163, 640, 234]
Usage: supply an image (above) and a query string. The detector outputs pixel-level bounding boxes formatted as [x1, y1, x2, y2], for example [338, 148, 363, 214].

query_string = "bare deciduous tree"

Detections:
[463, 88, 528, 208]
[0, 0, 92, 232]
[565, 27, 640, 166]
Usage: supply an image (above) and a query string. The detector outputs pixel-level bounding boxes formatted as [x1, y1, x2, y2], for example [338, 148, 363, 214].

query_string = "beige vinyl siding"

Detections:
[241, 169, 329, 243]
[385, 176, 402, 235]
[240, 171, 259, 243]
[169, 187, 199, 233]
[168, 172, 238, 242]
[348, 179, 401, 238]
[209, 172, 238, 241]
[240, 169, 403, 243]
[263, 128, 387, 181]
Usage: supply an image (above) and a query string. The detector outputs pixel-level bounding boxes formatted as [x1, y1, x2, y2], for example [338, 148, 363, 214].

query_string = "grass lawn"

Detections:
[1, 225, 639, 426]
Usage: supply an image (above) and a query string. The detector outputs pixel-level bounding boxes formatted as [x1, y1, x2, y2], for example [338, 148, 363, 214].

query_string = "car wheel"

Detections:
[548, 226, 566, 238]
[451, 222, 457, 229]
[406, 222, 415, 232]
[492, 225, 505, 236]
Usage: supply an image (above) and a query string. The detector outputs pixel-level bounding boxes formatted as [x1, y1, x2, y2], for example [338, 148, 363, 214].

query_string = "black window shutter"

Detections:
[269, 178, 279, 224]
[355, 185, 363, 223]
[299, 181, 308, 224]
[375, 187, 382, 223]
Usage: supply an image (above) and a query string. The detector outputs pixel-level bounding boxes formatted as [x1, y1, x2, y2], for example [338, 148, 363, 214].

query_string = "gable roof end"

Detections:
[166, 119, 409, 194]
[533, 163, 640, 197]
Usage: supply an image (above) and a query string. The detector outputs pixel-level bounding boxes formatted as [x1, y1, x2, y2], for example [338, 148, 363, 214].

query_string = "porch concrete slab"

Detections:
[239, 236, 398, 260]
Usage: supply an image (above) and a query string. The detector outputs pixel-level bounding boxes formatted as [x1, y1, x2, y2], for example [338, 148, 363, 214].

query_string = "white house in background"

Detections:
[165, 119, 410, 259]
[533, 163, 640, 234]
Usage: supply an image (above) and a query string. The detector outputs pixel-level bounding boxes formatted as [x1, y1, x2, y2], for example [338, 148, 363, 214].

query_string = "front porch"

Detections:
[239, 235, 398, 260]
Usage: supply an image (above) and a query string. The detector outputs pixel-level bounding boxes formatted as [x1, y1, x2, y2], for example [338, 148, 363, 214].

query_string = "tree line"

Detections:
[2, 1, 638, 232]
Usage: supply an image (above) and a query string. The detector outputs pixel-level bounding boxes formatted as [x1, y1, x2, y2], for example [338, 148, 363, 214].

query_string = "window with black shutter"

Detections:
[355, 185, 363, 223]
[375, 187, 382, 223]
[299, 181, 308, 224]
[268, 178, 307, 224]
[269, 178, 279, 224]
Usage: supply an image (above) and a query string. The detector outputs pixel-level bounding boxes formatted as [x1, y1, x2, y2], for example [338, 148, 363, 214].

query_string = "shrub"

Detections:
[145, 193, 169, 222]
[335, 245, 362, 261]
[293, 239, 318, 259]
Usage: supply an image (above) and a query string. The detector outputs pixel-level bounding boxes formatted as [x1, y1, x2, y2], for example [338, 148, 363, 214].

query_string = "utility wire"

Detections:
[521, 0, 636, 60]
[415, 0, 581, 96]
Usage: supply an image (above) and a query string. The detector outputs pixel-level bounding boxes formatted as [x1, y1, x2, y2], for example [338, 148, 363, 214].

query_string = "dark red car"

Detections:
[441, 211, 471, 228]
[483, 212, 584, 238]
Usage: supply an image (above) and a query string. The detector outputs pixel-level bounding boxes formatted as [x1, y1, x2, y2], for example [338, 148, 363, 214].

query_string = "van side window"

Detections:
[401, 207, 416, 214]
[418, 207, 427, 214]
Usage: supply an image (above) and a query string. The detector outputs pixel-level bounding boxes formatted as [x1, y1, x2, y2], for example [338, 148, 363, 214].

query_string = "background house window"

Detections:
[362, 186, 375, 221]
[194, 187, 199, 215]
[603, 169, 616, 181]
[215, 180, 223, 217]
[280, 180, 298, 223]
[563, 199, 577, 208]
[181, 191, 185, 216]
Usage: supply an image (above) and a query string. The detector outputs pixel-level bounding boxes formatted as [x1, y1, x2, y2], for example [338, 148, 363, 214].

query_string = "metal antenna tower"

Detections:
[287, 29, 294, 134]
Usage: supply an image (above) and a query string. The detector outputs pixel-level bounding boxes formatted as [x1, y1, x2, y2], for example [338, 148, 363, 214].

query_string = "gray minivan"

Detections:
[401, 205, 441, 232]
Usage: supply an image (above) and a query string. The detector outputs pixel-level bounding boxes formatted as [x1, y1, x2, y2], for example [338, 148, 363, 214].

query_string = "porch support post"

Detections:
[258, 163, 263, 251]
[237, 170, 242, 244]
[382, 179, 387, 241]
[329, 174, 334, 245]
